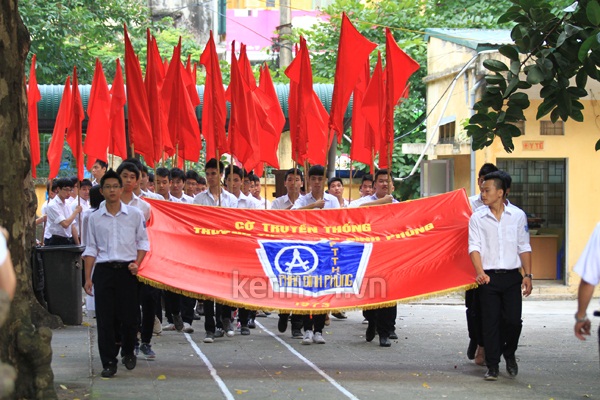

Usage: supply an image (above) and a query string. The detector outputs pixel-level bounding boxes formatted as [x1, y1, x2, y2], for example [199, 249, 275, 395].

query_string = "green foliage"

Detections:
[466, 0, 600, 152]
[298, 0, 514, 197]
[20, 0, 204, 84]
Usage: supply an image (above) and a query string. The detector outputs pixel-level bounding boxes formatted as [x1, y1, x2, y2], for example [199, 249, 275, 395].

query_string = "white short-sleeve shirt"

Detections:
[574, 223, 600, 286]
[468, 204, 532, 270]
[0, 232, 7, 266]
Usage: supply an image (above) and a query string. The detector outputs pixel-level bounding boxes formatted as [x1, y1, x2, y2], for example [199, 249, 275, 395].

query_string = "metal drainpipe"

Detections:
[470, 77, 485, 195]
[396, 53, 479, 182]
[395, 49, 498, 184]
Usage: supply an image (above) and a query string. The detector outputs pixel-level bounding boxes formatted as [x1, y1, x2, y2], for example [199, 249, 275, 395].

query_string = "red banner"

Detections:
[139, 189, 475, 312]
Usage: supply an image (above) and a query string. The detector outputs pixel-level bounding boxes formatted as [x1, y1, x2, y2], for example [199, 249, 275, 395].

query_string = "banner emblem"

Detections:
[257, 240, 372, 296]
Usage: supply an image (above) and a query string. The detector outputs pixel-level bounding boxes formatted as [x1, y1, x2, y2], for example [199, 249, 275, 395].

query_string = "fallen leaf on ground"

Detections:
[422, 382, 430, 389]
[157, 375, 166, 380]
[235, 389, 248, 394]
[59, 385, 67, 390]
[275, 371, 282, 375]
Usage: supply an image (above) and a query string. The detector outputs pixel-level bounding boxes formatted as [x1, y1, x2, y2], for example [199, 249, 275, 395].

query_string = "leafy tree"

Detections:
[288, 0, 515, 199]
[465, 0, 599, 152]
[20, 0, 204, 83]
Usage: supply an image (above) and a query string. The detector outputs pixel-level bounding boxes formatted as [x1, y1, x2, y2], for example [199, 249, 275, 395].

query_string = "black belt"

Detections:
[96, 261, 131, 269]
[485, 269, 519, 274]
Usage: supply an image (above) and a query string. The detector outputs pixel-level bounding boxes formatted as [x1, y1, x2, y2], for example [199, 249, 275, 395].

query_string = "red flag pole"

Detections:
[77, 188, 82, 245]
[262, 163, 268, 209]
[217, 151, 222, 206]
[349, 161, 353, 202]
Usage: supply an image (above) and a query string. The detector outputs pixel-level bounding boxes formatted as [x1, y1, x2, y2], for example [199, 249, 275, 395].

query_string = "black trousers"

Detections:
[278, 313, 303, 331]
[465, 288, 483, 346]
[203, 300, 224, 333]
[164, 291, 196, 325]
[303, 314, 326, 333]
[479, 269, 523, 368]
[220, 305, 250, 327]
[139, 283, 160, 344]
[93, 263, 138, 368]
[44, 235, 74, 246]
[363, 305, 396, 338]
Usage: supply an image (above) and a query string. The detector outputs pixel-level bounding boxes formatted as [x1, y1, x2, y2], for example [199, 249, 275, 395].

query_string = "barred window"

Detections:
[540, 120, 564, 136]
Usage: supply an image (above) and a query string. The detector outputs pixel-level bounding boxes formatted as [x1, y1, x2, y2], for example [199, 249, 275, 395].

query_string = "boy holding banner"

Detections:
[194, 158, 238, 343]
[350, 169, 397, 347]
[468, 171, 532, 381]
[292, 165, 339, 345]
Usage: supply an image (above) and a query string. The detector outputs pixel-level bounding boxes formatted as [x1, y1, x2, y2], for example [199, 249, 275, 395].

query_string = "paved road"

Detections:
[52, 298, 599, 399]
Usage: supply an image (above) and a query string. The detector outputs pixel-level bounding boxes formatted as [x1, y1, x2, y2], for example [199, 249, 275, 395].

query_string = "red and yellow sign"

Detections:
[139, 189, 476, 312]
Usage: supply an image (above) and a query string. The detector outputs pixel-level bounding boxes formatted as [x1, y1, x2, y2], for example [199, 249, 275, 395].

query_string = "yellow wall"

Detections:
[425, 35, 600, 292]
[228, 0, 313, 10]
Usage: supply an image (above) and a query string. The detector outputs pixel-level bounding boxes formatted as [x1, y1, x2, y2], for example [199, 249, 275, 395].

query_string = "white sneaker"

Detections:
[362, 318, 369, 325]
[153, 317, 162, 335]
[183, 322, 194, 333]
[313, 332, 326, 344]
[163, 323, 176, 331]
[302, 330, 313, 345]
[223, 318, 235, 337]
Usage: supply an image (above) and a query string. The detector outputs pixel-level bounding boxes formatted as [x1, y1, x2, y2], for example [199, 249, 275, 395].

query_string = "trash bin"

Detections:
[37, 245, 85, 325]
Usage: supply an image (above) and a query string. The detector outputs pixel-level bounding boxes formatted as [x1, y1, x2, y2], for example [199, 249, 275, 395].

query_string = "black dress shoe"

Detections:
[467, 339, 477, 360]
[123, 354, 137, 370]
[278, 315, 288, 333]
[484, 366, 499, 381]
[505, 356, 518, 377]
[248, 318, 256, 329]
[101, 363, 117, 378]
[389, 330, 398, 340]
[379, 336, 391, 347]
[365, 323, 376, 342]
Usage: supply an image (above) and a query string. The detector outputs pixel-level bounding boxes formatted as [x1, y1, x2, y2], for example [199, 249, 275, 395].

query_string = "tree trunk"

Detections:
[0, 1, 59, 399]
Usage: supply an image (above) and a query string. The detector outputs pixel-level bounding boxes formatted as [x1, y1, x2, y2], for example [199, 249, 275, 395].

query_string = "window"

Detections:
[509, 120, 526, 136]
[540, 120, 564, 136]
[266, 0, 275, 6]
[438, 121, 456, 144]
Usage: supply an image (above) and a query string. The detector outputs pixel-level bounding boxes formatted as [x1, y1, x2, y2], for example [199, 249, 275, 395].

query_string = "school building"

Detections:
[402, 28, 600, 295]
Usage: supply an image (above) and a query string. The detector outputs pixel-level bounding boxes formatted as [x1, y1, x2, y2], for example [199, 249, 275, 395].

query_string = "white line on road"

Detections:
[255, 321, 360, 400]
[184, 333, 235, 400]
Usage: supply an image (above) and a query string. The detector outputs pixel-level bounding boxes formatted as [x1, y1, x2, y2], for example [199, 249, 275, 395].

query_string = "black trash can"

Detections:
[37, 245, 85, 325]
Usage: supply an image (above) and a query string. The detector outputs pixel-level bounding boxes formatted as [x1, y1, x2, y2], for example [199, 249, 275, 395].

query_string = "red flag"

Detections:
[238, 44, 257, 90]
[227, 41, 260, 171]
[199, 31, 229, 160]
[286, 37, 330, 166]
[382, 28, 420, 168]
[124, 25, 155, 166]
[84, 59, 111, 171]
[255, 64, 284, 169]
[162, 38, 202, 163]
[48, 77, 71, 179]
[108, 59, 128, 161]
[145, 31, 173, 163]
[329, 13, 376, 142]
[284, 44, 304, 164]
[27, 54, 41, 177]
[67, 67, 85, 180]
[361, 52, 385, 168]
[350, 60, 372, 166]
[184, 54, 201, 107]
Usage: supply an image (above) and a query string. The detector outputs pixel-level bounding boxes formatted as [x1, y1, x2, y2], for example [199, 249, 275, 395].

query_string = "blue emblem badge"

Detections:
[257, 240, 372, 296]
